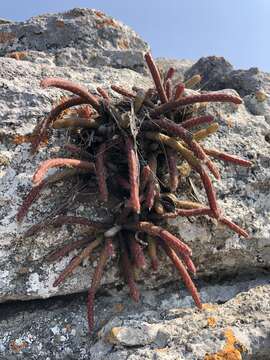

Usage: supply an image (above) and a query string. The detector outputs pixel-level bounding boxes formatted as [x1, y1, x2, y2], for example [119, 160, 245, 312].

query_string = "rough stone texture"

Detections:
[0, 276, 269, 359]
[0, 8, 148, 72]
[1, 54, 269, 302]
[0, 57, 153, 302]
[156, 57, 194, 84]
[0, 8, 270, 359]
[0, 19, 12, 25]
[183, 56, 270, 116]
[184, 56, 233, 90]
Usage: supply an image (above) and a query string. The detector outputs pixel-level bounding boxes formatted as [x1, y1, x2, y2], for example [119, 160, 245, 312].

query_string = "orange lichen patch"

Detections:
[204, 328, 245, 360]
[0, 153, 10, 166]
[6, 51, 27, 60]
[197, 102, 208, 110]
[96, 18, 119, 29]
[225, 115, 234, 128]
[55, 20, 65, 28]
[13, 134, 48, 146]
[13, 134, 36, 144]
[202, 303, 218, 312]
[117, 39, 130, 50]
[94, 10, 106, 18]
[64, 324, 72, 332]
[155, 348, 169, 354]
[255, 90, 268, 102]
[207, 317, 217, 328]
[0, 31, 16, 43]
[9, 340, 28, 353]
[106, 327, 122, 344]
[114, 303, 124, 313]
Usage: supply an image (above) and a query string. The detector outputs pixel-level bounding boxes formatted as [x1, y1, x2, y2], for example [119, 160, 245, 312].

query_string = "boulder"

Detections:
[0, 8, 148, 71]
[0, 277, 269, 359]
[184, 56, 233, 90]
[1, 54, 269, 302]
[183, 56, 270, 116]
[0, 9, 269, 304]
[0, 9, 269, 359]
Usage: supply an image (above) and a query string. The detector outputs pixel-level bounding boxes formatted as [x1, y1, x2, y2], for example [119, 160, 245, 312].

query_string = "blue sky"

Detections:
[1, 0, 269, 71]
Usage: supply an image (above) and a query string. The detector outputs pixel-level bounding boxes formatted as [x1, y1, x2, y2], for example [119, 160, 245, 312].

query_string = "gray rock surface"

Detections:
[183, 56, 270, 116]
[184, 56, 233, 90]
[0, 7, 270, 359]
[0, 8, 148, 71]
[156, 57, 194, 84]
[1, 54, 269, 303]
[0, 275, 269, 359]
[0, 57, 153, 302]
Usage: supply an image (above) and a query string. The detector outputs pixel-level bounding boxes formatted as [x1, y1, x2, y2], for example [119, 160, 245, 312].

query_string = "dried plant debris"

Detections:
[17, 52, 252, 334]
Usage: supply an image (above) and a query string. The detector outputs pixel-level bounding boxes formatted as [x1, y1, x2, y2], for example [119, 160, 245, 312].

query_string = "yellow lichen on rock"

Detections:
[207, 317, 217, 328]
[202, 303, 218, 312]
[6, 51, 27, 60]
[204, 328, 245, 360]
[106, 327, 122, 344]
[255, 90, 268, 102]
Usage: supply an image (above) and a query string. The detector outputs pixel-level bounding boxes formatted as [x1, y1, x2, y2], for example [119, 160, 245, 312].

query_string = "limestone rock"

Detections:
[1, 11, 270, 304]
[0, 7, 269, 359]
[0, 277, 269, 359]
[0, 8, 148, 71]
[182, 55, 270, 116]
[0, 57, 152, 302]
[184, 56, 233, 90]
[156, 57, 194, 83]
[1, 52, 269, 303]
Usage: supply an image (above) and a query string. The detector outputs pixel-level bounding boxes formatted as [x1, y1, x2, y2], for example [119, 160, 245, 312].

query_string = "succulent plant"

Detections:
[17, 52, 251, 334]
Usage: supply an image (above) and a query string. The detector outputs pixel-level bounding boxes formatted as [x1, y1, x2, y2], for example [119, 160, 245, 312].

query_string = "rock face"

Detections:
[0, 62, 269, 302]
[184, 56, 233, 91]
[185, 56, 270, 116]
[156, 57, 194, 84]
[0, 277, 269, 359]
[0, 56, 153, 303]
[0, 8, 148, 71]
[0, 7, 269, 359]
